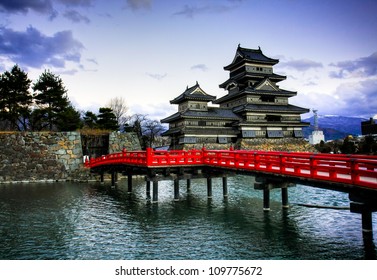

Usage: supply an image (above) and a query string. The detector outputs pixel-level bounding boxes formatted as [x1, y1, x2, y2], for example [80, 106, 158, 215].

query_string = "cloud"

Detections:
[130, 102, 175, 121]
[125, 0, 152, 10]
[87, 58, 98, 65]
[63, 9, 90, 23]
[0, 0, 56, 16]
[278, 59, 323, 72]
[329, 52, 377, 79]
[146, 72, 167, 80]
[173, 4, 236, 18]
[0, 26, 84, 69]
[296, 79, 377, 118]
[332, 79, 377, 117]
[58, 0, 93, 7]
[191, 64, 208, 71]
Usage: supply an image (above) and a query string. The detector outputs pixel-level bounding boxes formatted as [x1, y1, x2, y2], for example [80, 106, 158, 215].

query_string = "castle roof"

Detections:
[170, 82, 216, 104]
[224, 45, 279, 70]
[233, 104, 310, 114]
[161, 107, 240, 123]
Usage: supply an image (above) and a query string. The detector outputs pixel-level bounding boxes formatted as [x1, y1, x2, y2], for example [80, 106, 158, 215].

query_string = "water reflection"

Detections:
[0, 177, 376, 260]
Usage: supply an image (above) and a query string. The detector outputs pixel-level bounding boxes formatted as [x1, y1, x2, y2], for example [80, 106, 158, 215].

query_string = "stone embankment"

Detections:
[0, 131, 140, 183]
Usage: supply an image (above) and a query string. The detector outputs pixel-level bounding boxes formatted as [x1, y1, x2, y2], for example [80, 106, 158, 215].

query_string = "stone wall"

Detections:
[180, 138, 315, 152]
[0, 131, 141, 183]
[109, 132, 141, 153]
[237, 138, 316, 152]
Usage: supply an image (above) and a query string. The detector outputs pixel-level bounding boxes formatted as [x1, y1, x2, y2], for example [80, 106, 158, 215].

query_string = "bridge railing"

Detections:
[85, 150, 148, 168]
[147, 149, 203, 166]
[85, 148, 377, 189]
[202, 150, 377, 189]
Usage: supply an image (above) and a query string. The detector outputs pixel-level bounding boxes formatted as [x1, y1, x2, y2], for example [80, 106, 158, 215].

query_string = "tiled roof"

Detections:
[170, 82, 216, 104]
[219, 72, 286, 88]
[233, 104, 310, 114]
[161, 107, 240, 123]
[224, 45, 279, 70]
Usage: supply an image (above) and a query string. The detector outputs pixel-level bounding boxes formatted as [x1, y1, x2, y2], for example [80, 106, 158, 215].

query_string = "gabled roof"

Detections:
[233, 104, 310, 114]
[170, 82, 216, 104]
[224, 45, 279, 70]
[219, 72, 286, 88]
[161, 107, 240, 123]
[213, 86, 297, 104]
[255, 78, 279, 91]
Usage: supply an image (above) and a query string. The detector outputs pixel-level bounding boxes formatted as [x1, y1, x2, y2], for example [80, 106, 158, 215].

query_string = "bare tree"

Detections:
[128, 114, 166, 149]
[106, 97, 129, 128]
[142, 119, 165, 148]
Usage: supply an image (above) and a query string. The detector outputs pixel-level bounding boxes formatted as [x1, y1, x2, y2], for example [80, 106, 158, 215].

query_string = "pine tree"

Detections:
[0, 65, 32, 130]
[56, 104, 82, 131]
[96, 107, 119, 131]
[83, 111, 98, 129]
[32, 70, 69, 131]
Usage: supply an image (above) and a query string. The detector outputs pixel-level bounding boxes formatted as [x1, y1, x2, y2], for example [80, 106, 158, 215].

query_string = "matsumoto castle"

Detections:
[161, 45, 313, 151]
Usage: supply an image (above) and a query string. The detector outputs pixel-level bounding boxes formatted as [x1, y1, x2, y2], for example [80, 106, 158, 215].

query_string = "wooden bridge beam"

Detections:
[207, 178, 212, 198]
[127, 174, 132, 193]
[223, 177, 228, 198]
[111, 171, 117, 187]
[282, 187, 289, 209]
[174, 178, 179, 201]
[263, 188, 270, 211]
[146, 181, 151, 200]
[152, 180, 158, 203]
[187, 179, 191, 192]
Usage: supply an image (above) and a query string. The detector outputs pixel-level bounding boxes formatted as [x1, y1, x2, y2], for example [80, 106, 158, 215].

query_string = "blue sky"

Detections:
[1, 0, 376, 121]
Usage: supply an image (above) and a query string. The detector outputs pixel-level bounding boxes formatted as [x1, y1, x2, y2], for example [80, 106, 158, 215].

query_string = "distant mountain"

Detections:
[302, 115, 367, 141]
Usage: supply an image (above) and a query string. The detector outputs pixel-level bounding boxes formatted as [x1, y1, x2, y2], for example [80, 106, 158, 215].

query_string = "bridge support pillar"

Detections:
[100, 172, 104, 184]
[282, 187, 289, 209]
[263, 189, 270, 211]
[222, 177, 228, 198]
[361, 210, 373, 236]
[111, 171, 117, 187]
[152, 180, 158, 203]
[146, 181, 151, 200]
[207, 178, 212, 198]
[174, 179, 179, 201]
[128, 174, 133, 193]
[350, 192, 377, 238]
[187, 179, 191, 193]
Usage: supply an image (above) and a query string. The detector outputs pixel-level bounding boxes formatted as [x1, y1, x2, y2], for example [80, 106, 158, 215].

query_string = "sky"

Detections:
[0, 0, 377, 121]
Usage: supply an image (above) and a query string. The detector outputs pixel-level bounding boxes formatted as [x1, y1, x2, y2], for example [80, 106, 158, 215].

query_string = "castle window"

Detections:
[242, 130, 256, 138]
[218, 137, 228, 143]
[198, 121, 206, 126]
[267, 130, 283, 138]
[266, 115, 281, 122]
[260, 96, 275, 103]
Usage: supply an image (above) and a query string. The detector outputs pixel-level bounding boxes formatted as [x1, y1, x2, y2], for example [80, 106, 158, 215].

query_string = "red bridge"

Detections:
[86, 148, 377, 189]
[85, 148, 377, 236]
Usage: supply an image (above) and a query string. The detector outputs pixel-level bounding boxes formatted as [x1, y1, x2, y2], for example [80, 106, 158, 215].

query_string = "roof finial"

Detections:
[238, 43, 241, 48]
[258, 45, 261, 50]
[196, 80, 198, 85]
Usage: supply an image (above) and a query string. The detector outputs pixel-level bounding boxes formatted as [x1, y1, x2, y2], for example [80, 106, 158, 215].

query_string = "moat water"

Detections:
[0, 176, 376, 260]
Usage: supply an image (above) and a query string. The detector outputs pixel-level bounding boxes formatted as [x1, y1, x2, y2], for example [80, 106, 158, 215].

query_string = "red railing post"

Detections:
[350, 158, 358, 185]
[146, 147, 153, 166]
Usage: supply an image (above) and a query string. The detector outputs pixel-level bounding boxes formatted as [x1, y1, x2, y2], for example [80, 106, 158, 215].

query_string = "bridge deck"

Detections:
[86, 148, 377, 190]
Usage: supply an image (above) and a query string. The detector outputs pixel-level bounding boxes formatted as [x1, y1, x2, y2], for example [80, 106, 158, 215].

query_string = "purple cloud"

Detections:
[191, 64, 208, 71]
[278, 59, 323, 72]
[125, 0, 152, 10]
[173, 3, 236, 18]
[329, 52, 377, 78]
[146, 72, 167, 80]
[0, 0, 54, 14]
[63, 9, 90, 23]
[0, 26, 84, 69]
